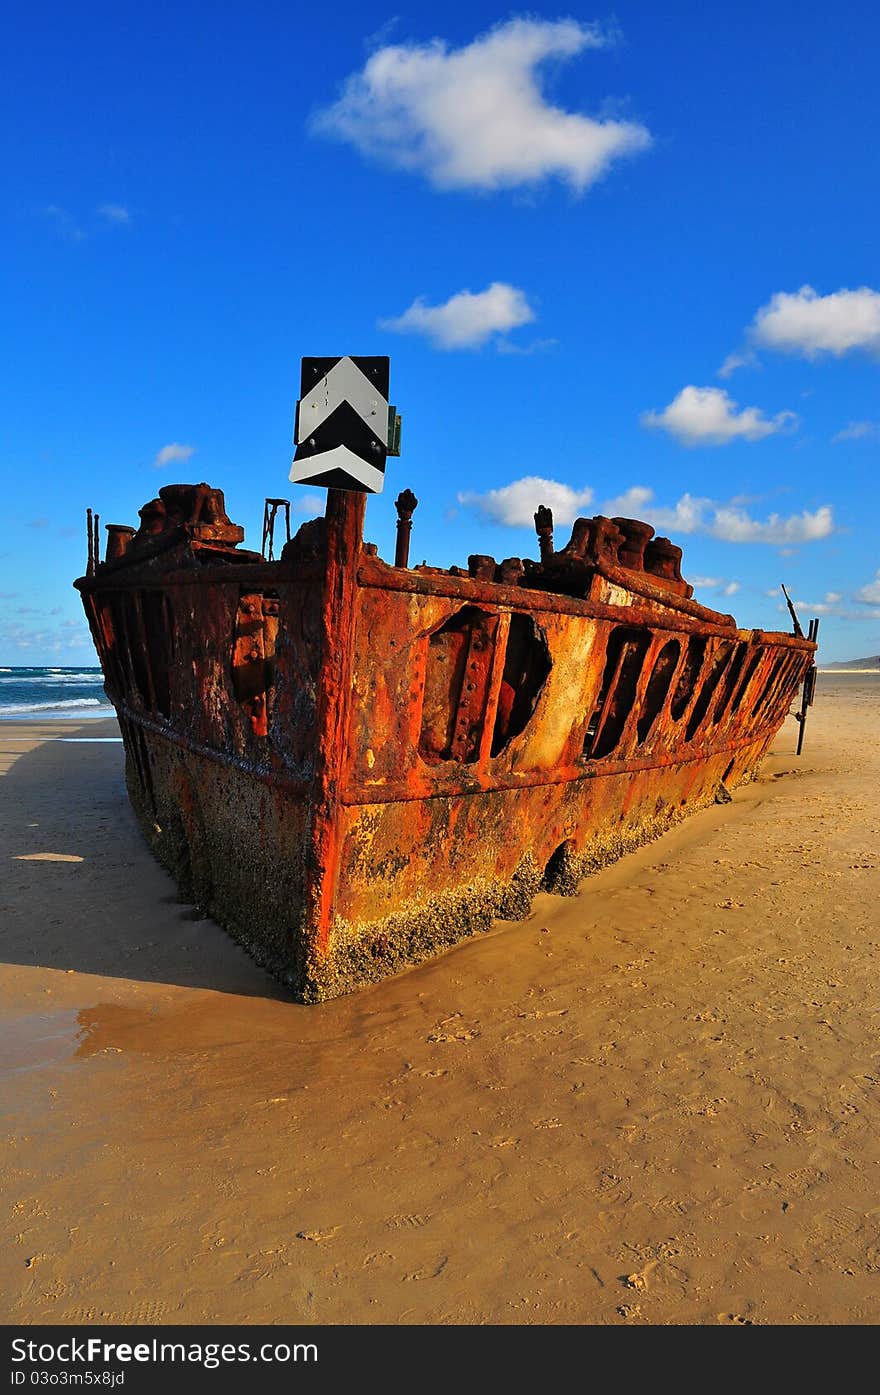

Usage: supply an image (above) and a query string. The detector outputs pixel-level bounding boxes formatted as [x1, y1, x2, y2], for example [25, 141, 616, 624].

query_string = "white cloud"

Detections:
[718, 349, 758, 379]
[600, 487, 713, 537]
[293, 493, 325, 515]
[600, 486, 655, 517]
[634, 492, 711, 534]
[691, 576, 740, 596]
[832, 420, 879, 443]
[709, 504, 833, 544]
[457, 477, 834, 546]
[381, 282, 535, 349]
[785, 591, 857, 617]
[312, 18, 652, 193]
[154, 443, 196, 468]
[458, 476, 594, 527]
[98, 203, 131, 224]
[856, 571, 880, 605]
[752, 285, 880, 358]
[641, 386, 797, 446]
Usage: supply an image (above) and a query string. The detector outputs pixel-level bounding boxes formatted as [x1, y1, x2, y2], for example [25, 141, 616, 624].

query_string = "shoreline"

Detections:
[1, 676, 877, 1325]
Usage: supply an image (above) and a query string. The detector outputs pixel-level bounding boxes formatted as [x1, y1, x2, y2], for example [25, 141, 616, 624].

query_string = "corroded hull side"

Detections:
[117, 708, 312, 982]
[76, 488, 816, 1002]
[121, 712, 779, 1001]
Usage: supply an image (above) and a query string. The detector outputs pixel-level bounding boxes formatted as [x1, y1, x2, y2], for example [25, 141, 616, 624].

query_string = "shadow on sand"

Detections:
[1, 717, 290, 1001]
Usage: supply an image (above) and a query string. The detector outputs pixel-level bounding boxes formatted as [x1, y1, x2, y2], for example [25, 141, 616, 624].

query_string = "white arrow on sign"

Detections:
[290, 445, 387, 493]
[295, 357, 386, 444]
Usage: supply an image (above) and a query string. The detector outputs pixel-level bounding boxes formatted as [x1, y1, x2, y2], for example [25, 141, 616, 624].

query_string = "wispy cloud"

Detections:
[312, 18, 652, 194]
[457, 475, 833, 546]
[0, 617, 89, 653]
[751, 285, 880, 358]
[832, 420, 879, 444]
[381, 282, 535, 349]
[641, 385, 797, 446]
[856, 571, 880, 605]
[154, 443, 196, 468]
[782, 590, 879, 621]
[718, 349, 758, 379]
[293, 493, 325, 515]
[42, 205, 86, 242]
[691, 576, 741, 596]
[41, 201, 131, 240]
[97, 203, 131, 225]
[495, 336, 558, 357]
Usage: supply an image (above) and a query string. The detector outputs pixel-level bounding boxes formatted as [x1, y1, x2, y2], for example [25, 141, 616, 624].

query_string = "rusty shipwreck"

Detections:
[74, 482, 817, 1002]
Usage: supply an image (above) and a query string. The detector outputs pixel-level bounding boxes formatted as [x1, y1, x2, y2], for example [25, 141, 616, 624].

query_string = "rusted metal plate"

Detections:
[75, 484, 817, 1002]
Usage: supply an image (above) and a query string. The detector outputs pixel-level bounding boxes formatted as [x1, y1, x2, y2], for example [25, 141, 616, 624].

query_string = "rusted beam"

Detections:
[262, 498, 291, 561]
[303, 488, 366, 963]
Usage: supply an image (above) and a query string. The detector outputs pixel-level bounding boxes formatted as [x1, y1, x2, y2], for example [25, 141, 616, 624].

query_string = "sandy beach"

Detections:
[1, 674, 877, 1326]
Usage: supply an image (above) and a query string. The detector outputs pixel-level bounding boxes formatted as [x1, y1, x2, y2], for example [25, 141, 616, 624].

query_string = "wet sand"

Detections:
[1, 675, 878, 1326]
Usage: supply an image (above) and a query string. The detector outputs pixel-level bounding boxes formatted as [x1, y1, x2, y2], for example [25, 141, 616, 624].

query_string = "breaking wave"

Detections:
[0, 698, 105, 715]
[0, 674, 99, 685]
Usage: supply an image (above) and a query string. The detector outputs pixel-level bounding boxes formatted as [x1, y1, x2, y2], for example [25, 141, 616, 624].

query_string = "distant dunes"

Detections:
[818, 655, 880, 671]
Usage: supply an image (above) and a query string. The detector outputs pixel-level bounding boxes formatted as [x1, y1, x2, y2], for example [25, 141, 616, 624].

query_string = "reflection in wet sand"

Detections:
[0, 1011, 80, 1078]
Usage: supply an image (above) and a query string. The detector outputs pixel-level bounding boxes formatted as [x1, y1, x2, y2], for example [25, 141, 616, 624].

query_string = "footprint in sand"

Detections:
[386, 1214, 431, 1230]
[427, 1012, 481, 1044]
[363, 1252, 394, 1268]
[403, 1256, 448, 1281]
[617, 1303, 642, 1319]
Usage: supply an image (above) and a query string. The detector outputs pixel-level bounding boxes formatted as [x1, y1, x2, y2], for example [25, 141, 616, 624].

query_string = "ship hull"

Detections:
[119, 706, 780, 1000]
[76, 487, 816, 1002]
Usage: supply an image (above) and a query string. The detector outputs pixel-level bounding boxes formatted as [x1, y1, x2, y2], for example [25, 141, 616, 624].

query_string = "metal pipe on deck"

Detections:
[394, 489, 418, 568]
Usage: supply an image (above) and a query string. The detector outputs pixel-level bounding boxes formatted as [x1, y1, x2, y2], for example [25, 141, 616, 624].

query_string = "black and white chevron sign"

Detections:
[291, 356, 390, 493]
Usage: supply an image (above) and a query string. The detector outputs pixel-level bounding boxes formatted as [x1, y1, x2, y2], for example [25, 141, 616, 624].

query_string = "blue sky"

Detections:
[2, 0, 879, 663]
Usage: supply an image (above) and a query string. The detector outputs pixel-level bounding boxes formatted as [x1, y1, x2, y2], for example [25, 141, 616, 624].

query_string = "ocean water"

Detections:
[0, 667, 114, 720]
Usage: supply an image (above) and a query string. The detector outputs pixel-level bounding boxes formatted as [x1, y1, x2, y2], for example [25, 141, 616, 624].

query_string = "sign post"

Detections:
[291, 356, 399, 494]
